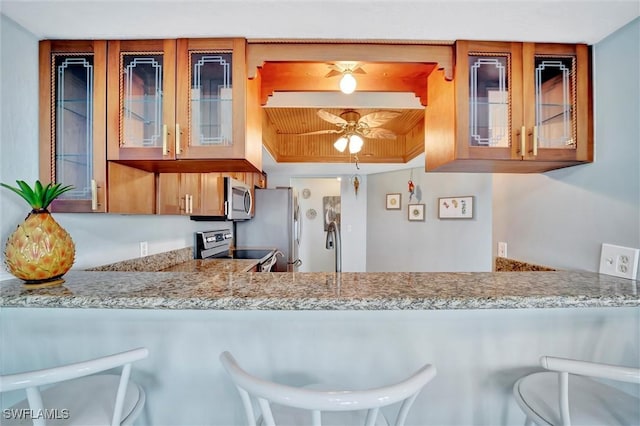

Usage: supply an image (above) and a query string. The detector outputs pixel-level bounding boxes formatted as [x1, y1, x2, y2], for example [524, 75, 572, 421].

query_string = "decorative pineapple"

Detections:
[1, 180, 76, 284]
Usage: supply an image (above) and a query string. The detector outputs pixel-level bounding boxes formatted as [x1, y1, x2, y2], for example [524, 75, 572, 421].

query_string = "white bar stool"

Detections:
[220, 351, 437, 426]
[513, 355, 640, 425]
[0, 347, 149, 426]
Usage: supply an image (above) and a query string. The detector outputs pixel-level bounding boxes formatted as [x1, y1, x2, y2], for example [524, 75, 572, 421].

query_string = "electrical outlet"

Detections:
[599, 243, 639, 280]
[139, 241, 148, 257]
[497, 242, 508, 258]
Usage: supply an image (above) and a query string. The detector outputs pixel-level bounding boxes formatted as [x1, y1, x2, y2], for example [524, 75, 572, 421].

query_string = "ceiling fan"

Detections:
[297, 109, 401, 153]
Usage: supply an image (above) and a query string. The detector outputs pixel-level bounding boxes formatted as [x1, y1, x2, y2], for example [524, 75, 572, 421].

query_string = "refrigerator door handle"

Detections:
[294, 204, 302, 245]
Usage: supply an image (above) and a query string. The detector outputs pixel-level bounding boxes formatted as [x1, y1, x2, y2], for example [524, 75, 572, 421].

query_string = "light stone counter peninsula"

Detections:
[1, 256, 638, 425]
[0, 269, 638, 310]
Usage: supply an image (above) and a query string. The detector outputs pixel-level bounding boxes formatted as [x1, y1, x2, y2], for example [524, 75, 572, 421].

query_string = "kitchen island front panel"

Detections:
[1, 270, 637, 310]
[1, 306, 637, 425]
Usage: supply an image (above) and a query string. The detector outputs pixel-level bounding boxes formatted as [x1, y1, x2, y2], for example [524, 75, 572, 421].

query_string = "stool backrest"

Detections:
[220, 351, 436, 426]
[0, 347, 149, 426]
[540, 355, 640, 426]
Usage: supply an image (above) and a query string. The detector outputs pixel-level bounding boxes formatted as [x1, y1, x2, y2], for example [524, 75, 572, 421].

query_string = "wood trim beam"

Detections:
[246, 43, 454, 80]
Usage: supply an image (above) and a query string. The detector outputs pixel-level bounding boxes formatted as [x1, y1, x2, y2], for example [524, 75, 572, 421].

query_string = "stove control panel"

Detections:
[194, 230, 232, 259]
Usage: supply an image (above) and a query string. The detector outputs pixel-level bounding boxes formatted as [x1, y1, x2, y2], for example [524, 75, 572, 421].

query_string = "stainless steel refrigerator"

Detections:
[235, 187, 302, 272]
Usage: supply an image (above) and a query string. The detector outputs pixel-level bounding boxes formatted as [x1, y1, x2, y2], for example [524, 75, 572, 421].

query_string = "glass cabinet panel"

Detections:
[533, 55, 576, 149]
[53, 54, 95, 203]
[468, 54, 510, 148]
[189, 51, 233, 146]
[121, 54, 164, 148]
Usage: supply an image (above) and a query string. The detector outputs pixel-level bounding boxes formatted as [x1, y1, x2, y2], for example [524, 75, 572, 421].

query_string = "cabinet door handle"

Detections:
[175, 123, 182, 155]
[520, 126, 526, 157]
[532, 126, 538, 156]
[188, 194, 193, 214]
[91, 179, 98, 211]
[162, 124, 169, 156]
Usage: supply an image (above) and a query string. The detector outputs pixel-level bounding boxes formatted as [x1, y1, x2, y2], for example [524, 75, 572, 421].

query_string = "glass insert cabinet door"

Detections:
[522, 43, 591, 162]
[122, 54, 164, 149]
[39, 40, 107, 213]
[107, 39, 176, 160]
[468, 54, 511, 149]
[189, 51, 233, 147]
[175, 38, 244, 159]
[456, 41, 523, 161]
[532, 55, 576, 150]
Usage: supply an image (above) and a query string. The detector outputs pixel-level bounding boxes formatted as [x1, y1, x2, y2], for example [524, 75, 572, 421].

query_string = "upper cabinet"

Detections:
[39, 40, 107, 212]
[107, 38, 262, 172]
[425, 41, 592, 172]
[106, 39, 176, 161]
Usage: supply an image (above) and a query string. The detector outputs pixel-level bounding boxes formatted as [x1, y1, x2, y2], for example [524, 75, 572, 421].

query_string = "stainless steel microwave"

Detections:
[225, 177, 253, 221]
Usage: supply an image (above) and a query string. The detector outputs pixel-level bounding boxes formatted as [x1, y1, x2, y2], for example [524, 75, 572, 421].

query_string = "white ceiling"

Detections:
[2, 0, 638, 176]
[2, 0, 637, 43]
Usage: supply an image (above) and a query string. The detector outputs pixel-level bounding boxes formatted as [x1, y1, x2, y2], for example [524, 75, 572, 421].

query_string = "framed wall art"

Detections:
[323, 196, 341, 230]
[408, 204, 425, 221]
[386, 193, 401, 210]
[438, 196, 474, 219]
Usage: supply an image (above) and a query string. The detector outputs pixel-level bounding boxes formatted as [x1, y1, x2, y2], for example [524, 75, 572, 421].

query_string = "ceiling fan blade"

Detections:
[362, 127, 397, 139]
[317, 109, 348, 126]
[296, 129, 343, 136]
[352, 66, 366, 75]
[324, 69, 342, 78]
[358, 111, 402, 128]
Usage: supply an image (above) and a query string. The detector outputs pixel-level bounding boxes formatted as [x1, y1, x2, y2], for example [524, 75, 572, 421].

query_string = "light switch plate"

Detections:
[599, 243, 639, 280]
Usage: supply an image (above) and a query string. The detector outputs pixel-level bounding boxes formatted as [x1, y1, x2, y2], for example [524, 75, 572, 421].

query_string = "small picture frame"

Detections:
[386, 193, 401, 210]
[408, 204, 425, 221]
[438, 196, 474, 219]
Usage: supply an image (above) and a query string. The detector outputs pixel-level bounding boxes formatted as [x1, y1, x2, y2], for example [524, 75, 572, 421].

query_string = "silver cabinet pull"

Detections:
[91, 179, 98, 211]
[175, 123, 182, 155]
[162, 124, 169, 156]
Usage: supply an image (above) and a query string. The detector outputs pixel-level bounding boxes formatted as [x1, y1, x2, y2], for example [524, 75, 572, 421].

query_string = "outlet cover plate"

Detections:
[139, 241, 148, 257]
[599, 243, 639, 280]
[497, 242, 508, 258]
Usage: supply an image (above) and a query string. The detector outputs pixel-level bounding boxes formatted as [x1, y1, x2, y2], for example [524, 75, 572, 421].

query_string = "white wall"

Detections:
[492, 18, 640, 275]
[367, 168, 493, 272]
[291, 177, 341, 272]
[0, 15, 228, 274]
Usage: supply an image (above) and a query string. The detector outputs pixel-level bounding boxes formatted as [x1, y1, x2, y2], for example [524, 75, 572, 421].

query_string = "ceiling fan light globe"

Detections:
[339, 73, 357, 94]
[348, 134, 364, 153]
[334, 136, 349, 152]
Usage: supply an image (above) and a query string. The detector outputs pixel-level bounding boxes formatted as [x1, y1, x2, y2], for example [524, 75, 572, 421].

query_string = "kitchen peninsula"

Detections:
[1, 265, 638, 425]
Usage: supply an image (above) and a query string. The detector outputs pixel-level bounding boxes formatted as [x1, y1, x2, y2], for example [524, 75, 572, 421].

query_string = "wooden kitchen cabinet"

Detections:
[107, 162, 155, 214]
[107, 38, 262, 172]
[425, 40, 592, 172]
[39, 40, 108, 212]
[157, 173, 224, 216]
[106, 39, 176, 161]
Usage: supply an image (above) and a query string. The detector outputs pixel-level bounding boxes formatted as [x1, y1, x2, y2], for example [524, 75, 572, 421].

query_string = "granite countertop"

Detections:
[1, 270, 638, 310]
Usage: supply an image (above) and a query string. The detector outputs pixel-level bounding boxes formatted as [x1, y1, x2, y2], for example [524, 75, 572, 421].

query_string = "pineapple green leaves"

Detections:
[1, 180, 74, 210]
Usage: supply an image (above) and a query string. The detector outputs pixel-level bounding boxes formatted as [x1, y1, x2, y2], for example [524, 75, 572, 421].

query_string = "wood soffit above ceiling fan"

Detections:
[257, 58, 437, 164]
[259, 61, 437, 106]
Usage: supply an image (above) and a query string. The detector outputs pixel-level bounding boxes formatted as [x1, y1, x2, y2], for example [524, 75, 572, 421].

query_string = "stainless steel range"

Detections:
[194, 230, 278, 272]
